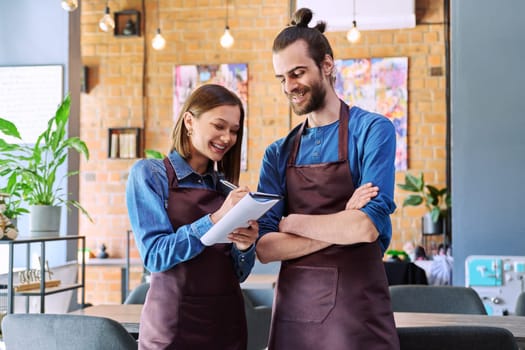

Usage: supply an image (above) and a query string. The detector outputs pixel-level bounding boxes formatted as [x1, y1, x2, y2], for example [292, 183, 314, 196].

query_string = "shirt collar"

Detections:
[168, 151, 216, 182]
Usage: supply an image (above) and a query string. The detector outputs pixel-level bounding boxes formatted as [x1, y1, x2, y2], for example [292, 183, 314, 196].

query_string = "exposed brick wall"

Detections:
[79, 0, 447, 304]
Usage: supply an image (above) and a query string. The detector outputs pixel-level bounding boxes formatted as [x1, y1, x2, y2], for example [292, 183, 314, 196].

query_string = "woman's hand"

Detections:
[229, 220, 258, 251]
[210, 186, 250, 224]
[345, 182, 379, 210]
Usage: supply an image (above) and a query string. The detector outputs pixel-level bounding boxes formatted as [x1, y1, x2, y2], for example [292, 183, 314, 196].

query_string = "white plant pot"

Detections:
[29, 205, 61, 237]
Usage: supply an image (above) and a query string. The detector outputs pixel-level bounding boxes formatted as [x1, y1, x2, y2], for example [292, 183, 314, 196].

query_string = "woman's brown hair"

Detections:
[170, 84, 244, 184]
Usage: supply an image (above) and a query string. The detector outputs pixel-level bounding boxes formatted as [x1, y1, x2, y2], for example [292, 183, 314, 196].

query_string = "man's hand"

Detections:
[345, 182, 379, 210]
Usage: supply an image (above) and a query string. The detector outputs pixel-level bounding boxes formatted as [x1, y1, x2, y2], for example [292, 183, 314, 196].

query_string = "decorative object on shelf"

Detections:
[0, 94, 92, 237]
[346, 0, 361, 43]
[220, 0, 234, 48]
[61, 0, 78, 12]
[397, 172, 451, 234]
[108, 127, 142, 159]
[114, 10, 141, 37]
[14, 258, 60, 292]
[97, 243, 109, 259]
[0, 193, 18, 240]
[99, 0, 116, 32]
[152, 0, 166, 50]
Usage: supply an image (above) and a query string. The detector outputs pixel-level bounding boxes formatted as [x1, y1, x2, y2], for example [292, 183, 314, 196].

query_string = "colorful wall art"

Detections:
[173, 63, 249, 171]
[334, 57, 408, 170]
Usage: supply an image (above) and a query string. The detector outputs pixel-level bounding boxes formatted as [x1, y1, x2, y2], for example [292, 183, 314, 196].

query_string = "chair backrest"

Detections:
[389, 285, 487, 314]
[397, 326, 518, 350]
[1, 313, 138, 350]
[124, 282, 150, 304]
[242, 290, 272, 350]
[515, 291, 525, 316]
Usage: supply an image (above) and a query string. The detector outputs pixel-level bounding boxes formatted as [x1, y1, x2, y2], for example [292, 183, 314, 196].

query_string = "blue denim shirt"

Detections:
[257, 106, 397, 252]
[126, 151, 255, 281]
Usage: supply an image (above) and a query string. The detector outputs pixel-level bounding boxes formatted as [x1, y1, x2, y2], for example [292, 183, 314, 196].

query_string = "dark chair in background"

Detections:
[1, 313, 138, 350]
[389, 285, 487, 314]
[515, 291, 525, 316]
[123, 282, 150, 304]
[384, 261, 428, 285]
[242, 289, 272, 350]
[397, 326, 518, 350]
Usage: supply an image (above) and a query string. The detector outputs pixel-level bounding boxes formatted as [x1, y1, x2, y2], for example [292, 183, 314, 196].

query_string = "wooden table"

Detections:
[71, 305, 525, 347]
[394, 312, 525, 348]
[70, 304, 143, 334]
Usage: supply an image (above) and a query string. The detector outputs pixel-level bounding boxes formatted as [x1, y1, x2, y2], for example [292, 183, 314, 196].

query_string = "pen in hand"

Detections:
[220, 179, 238, 191]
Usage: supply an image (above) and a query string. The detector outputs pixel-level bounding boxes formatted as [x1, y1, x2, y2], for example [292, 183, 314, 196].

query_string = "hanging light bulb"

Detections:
[347, 0, 361, 44]
[99, 2, 115, 32]
[152, 0, 167, 50]
[220, 0, 234, 48]
[61, 0, 78, 12]
[346, 20, 361, 43]
[220, 26, 234, 48]
[152, 28, 166, 50]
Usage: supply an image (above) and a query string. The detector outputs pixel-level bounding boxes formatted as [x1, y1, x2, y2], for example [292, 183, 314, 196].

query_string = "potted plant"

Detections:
[0, 94, 92, 236]
[397, 172, 451, 234]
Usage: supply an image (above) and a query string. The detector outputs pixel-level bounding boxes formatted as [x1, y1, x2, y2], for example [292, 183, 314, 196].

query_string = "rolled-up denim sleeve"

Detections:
[230, 244, 256, 282]
[126, 159, 207, 272]
[358, 118, 397, 252]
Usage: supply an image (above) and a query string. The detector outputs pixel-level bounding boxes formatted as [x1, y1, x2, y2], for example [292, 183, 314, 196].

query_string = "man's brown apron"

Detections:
[268, 101, 399, 349]
[138, 158, 247, 350]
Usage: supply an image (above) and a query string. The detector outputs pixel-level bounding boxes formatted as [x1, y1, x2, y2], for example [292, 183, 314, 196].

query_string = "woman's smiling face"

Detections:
[184, 104, 241, 174]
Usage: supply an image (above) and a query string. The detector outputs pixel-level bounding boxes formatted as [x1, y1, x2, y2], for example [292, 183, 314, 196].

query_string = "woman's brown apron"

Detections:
[138, 158, 247, 350]
[268, 101, 399, 350]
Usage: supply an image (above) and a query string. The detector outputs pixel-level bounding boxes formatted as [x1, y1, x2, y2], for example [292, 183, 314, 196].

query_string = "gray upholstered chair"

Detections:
[389, 285, 487, 314]
[515, 291, 525, 316]
[123, 282, 150, 304]
[397, 326, 518, 350]
[242, 289, 272, 350]
[1, 313, 138, 350]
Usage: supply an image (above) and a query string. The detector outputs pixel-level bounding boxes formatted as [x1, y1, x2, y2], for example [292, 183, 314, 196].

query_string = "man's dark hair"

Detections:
[272, 8, 334, 70]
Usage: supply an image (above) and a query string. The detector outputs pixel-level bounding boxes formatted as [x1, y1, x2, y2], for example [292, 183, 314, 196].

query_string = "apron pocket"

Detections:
[179, 294, 244, 338]
[276, 265, 338, 323]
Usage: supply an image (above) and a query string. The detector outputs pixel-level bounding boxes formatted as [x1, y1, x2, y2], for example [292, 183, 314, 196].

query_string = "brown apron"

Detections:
[268, 101, 399, 350]
[138, 158, 247, 350]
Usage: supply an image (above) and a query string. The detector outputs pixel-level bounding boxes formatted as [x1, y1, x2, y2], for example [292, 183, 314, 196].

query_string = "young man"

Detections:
[256, 8, 399, 349]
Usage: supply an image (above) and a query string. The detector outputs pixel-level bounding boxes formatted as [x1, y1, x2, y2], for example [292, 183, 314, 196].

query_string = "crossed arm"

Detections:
[256, 183, 379, 263]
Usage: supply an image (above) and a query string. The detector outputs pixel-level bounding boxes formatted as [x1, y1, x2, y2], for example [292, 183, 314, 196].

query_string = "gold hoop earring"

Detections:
[187, 129, 193, 136]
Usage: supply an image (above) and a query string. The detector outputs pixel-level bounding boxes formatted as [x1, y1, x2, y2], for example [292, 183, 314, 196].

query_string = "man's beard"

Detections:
[289, 80, 327, 115]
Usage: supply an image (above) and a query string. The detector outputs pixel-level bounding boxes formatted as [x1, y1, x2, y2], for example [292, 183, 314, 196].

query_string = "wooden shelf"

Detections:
[108, 127, 142, 159]
[114, 10, 141, 37]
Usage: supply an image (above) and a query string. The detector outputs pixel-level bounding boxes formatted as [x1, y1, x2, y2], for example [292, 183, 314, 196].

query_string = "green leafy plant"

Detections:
[0, 177, 29, 220]
[0, 94, 92, 221]
[144, 149, 165, 159]
[397, 172, 451, 223]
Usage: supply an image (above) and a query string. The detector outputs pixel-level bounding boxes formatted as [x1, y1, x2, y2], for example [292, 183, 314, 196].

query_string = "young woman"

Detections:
[126, 84, 258, 350]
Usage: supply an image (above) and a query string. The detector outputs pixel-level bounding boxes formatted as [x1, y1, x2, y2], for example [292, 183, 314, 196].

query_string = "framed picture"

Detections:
[334, 57, 408, 170]
[173, 64, 249, 171]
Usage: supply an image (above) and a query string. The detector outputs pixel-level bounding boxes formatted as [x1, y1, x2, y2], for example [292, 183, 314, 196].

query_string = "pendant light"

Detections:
[61, 0, 78, 12]
[346, 0, 361, 43]
[152, 0, 166, 50]
[220, 0, 234, 49]
[99, 1, 115, 32]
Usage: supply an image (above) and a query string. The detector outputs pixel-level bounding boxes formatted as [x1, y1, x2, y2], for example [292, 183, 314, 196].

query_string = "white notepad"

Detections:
[200, 192, 282, 246]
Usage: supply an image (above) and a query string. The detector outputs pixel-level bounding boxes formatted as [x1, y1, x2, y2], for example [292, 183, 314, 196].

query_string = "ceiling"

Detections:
[295, 0, 415, 31]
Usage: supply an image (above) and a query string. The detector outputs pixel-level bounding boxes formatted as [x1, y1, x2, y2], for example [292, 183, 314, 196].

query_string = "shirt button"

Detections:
[316, 139, 321, 145]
